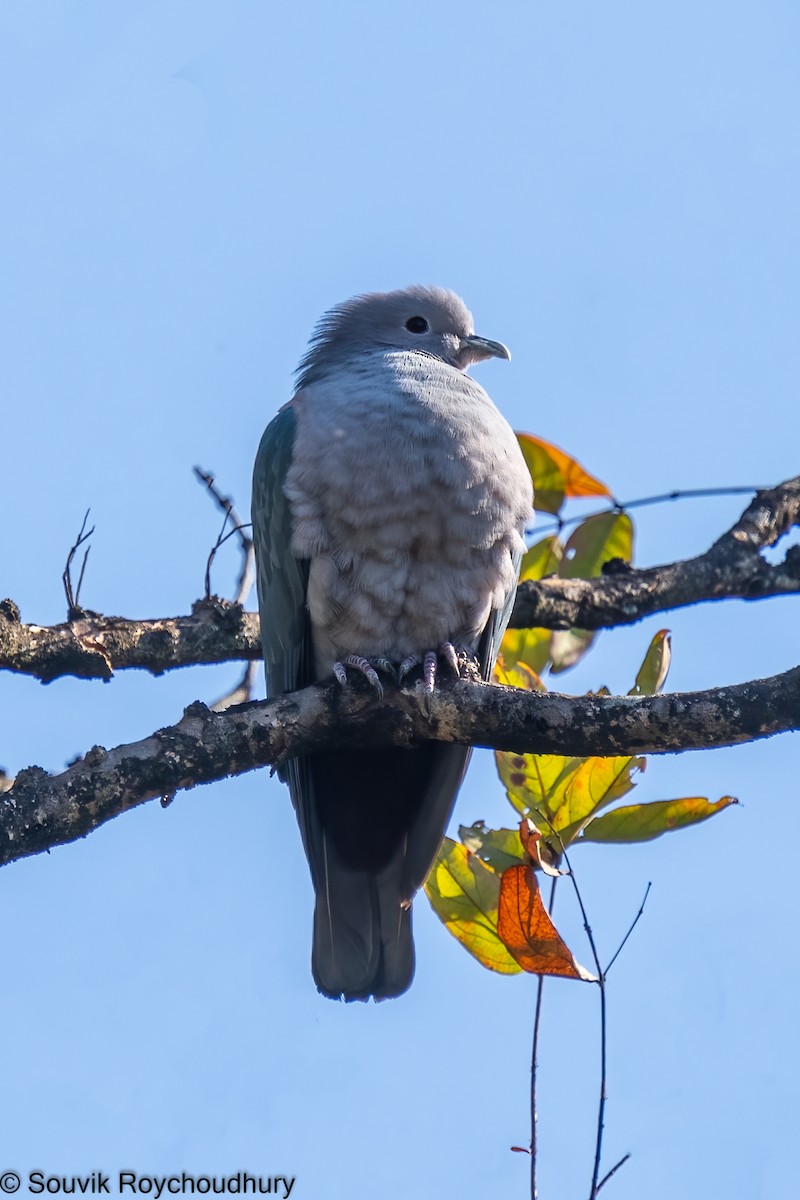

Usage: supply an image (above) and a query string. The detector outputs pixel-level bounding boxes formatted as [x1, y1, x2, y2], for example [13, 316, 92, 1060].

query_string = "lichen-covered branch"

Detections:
[2, 665, 798, 869]
[0, 597, 260, 683]
[1, 478, 798, 684]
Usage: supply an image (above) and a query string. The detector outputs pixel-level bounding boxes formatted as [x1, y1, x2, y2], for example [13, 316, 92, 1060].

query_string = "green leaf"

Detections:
[560, 510, 634, 580]
[519, 535, 563, 582]
[549, 512, 634, 674]
[630, 629, 672, 696]
[458, 821, 528, 872]
[581, 796, 738, 844]
[549, 628, 597, 674]
[499, 537, 563, 675]
[424, 839, 522, 974]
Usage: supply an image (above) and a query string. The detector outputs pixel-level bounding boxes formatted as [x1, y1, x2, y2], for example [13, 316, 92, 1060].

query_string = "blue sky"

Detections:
[1, 3, 798, 1198]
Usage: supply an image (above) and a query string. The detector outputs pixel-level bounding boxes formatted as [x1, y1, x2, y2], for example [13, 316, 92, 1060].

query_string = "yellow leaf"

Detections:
[499, 626, 554, 676]
[493, 653, 545, 691]
[424, 839, 522, 974]
[581, 796, 738, 843]
[496, 750, 582, 825]
[496, 748, 645, 848]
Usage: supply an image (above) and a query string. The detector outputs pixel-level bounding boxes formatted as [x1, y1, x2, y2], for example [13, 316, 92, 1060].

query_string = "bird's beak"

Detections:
[460, 334, 512, 366]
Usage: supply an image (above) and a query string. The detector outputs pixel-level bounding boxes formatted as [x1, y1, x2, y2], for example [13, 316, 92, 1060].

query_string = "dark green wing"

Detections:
[477, 544, 524, 681]
[251, 404, 311, 698]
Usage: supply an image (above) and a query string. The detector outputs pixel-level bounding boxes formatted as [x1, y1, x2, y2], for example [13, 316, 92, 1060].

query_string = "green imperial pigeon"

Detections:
[252, 286, 533, 1001]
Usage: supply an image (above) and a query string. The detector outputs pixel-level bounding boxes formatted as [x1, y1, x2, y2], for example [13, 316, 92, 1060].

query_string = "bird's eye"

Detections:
[405, 316, 429, 334]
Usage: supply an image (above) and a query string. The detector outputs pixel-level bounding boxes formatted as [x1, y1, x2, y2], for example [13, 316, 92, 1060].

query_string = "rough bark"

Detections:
[2, 666, 798, 870]
[2, 477, 798, 683]
[0, 597, 259, 683]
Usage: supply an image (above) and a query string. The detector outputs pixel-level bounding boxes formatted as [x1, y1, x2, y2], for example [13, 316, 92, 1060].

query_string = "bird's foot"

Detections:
[333, 654, 396, 699]
[398, 642, 463, 693]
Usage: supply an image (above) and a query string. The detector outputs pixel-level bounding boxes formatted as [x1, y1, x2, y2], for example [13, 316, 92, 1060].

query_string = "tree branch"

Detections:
[513, 475, 800, 630]
[2, 666, 798, 869]
[0, 597, 260, 683]
[2, 478, 797, 683]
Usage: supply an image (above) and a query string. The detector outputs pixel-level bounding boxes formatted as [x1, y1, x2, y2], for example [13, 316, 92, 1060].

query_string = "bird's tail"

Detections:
[289, 744, 470, 1001]
[311, 846, 414, 1000]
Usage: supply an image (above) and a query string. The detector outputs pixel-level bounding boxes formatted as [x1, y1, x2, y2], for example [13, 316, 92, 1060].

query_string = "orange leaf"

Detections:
[497, 865, 596, 981]
[517, 433, 611, 515]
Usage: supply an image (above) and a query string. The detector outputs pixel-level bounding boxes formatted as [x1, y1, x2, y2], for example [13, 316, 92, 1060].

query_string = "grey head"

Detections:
[296, 285, 510, 388]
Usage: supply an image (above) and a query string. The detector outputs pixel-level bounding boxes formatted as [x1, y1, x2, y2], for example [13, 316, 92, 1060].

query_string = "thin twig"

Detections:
[533, 485, 762, 539]
[62, 510, 96, 618]
[204, 521, 254, 601]
[595, 1153, 631, 1194]
[556, 854, 634, 1199]
[604, 882, 652, 976]
[543, 836, 607, 1200]
[193, 467, 255, 605]
[75, 546, 91, 608]
[205, 510, 232, 599]
[530, 874, 558, 1200]
[210, 661, 259, 712]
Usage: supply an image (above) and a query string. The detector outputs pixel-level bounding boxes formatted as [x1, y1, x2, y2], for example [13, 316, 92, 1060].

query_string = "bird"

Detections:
[252, 285, 533, 1001]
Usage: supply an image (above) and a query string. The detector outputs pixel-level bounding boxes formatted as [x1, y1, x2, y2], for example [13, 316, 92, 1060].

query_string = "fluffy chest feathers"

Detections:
[284, 350, 532, 673]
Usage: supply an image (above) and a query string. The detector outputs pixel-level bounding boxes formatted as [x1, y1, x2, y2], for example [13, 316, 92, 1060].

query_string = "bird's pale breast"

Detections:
[284, 351, 532, 676]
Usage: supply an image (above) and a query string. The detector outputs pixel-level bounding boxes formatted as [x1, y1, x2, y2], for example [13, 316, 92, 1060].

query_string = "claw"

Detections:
[423, 651, 438, 694]
[333, 655, 386, 698]
[439, 641, 460, 676]
[373, 657, 398, 682]
[398, 655, 419, 684]
[400, 644, 463, 689]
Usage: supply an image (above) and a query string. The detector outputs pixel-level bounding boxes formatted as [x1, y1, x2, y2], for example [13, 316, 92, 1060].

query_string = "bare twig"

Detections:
[550, 851, 607, 1200]
[532, 818, 610, 1200]
[604, 882, 652, 976]
[62, 511, 95, 619]
[533, 485, 763, 539]
[530, 875, 558, 1199]
[595, 1154, 631, 1194]
[549, 853, 637, 1198]
[210, 661, 259, 712]
[194, 467, 255, 606]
